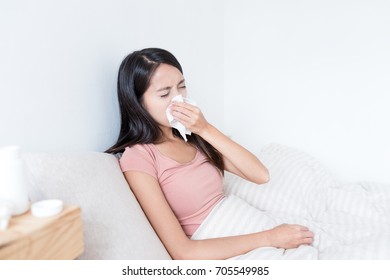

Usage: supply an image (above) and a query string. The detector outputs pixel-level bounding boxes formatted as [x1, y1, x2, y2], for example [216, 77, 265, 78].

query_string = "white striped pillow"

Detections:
[223, 143, 338, 219]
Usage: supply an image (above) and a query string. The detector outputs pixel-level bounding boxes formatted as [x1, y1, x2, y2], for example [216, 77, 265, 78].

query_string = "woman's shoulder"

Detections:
[122, 143, 157, 158]
[124, 143, 152, 152]
[119, 143, 159, 174]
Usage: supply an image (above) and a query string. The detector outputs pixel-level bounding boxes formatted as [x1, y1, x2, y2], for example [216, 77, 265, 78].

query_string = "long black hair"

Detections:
[105, 48, 224, 174]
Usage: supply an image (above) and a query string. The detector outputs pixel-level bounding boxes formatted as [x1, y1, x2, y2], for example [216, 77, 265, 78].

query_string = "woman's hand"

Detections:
[170, 101, 209, 135]
[266, 224, 314, 249]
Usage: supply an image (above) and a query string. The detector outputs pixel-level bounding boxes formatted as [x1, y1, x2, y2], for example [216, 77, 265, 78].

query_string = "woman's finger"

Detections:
[302, 237, 314, 245]
[171, 101, 197, 112]
[171, 106, 192, 119]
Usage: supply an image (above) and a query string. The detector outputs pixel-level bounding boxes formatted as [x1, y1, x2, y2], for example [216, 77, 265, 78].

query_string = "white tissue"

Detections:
[165, 95, 197, 142]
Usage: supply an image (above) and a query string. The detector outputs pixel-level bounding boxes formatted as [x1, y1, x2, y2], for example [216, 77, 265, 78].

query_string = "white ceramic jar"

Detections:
[0, 146, 30, 230]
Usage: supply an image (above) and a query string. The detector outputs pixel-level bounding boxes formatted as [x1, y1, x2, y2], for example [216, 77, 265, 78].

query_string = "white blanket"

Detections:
[191, 144, 390, 259]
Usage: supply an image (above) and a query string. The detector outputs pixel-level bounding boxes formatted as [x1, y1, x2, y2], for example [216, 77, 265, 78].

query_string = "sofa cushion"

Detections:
[23, 152, 171, 260]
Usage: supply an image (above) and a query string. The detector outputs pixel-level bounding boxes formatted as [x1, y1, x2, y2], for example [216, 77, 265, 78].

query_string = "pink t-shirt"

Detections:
[119, 143, 225, 237]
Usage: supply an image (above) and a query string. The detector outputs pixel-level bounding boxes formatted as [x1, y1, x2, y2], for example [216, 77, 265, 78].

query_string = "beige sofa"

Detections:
[23, 152, 171, 260]
[22, 144, 390, 260]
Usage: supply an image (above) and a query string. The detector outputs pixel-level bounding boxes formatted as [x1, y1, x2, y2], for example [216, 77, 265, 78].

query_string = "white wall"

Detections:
[224, 0, 390, 183]
[2, 0, 389, 184]
[0, 0, 224, 152]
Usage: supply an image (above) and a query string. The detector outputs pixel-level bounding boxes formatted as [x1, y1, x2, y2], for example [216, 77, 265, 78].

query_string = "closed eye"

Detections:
[160, 92, 170, 98]
[178, 79, 186, 89]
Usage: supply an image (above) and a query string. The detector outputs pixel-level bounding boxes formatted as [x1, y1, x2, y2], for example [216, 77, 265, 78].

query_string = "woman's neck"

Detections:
[156, 127, 178, 144]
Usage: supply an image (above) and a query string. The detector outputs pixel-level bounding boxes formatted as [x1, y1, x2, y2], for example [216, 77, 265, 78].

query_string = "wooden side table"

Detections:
[0, 205, 84, 260]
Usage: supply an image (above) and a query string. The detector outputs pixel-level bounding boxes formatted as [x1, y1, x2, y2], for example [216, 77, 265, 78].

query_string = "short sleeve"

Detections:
[119, 145, 157, 179]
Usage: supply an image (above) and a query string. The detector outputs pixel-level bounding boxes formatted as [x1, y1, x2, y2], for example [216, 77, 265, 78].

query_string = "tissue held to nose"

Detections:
[165, 95, 197, 142]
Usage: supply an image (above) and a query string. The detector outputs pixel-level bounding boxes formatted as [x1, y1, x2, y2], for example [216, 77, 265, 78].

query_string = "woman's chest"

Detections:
[154, 142, 197, 164]
[156, 159, 223, 217]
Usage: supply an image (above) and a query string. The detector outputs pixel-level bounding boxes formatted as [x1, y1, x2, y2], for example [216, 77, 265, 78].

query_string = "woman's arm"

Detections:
[125, 171, 313, 260]
[200, 124, 269, 184]
[170, 102, 269, 184]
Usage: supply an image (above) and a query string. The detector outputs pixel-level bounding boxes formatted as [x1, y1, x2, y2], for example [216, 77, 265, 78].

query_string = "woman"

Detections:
[106, 48, 314, 259]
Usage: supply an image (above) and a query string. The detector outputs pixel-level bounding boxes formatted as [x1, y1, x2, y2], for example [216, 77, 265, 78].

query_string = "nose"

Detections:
[169, 86, 187, 102]
[172, 85, 184, 96]
[170, 91, 182, 102]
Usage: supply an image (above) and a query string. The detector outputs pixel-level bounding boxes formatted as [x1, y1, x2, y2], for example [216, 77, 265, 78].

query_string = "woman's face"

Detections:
[142, 63, 187, 127]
